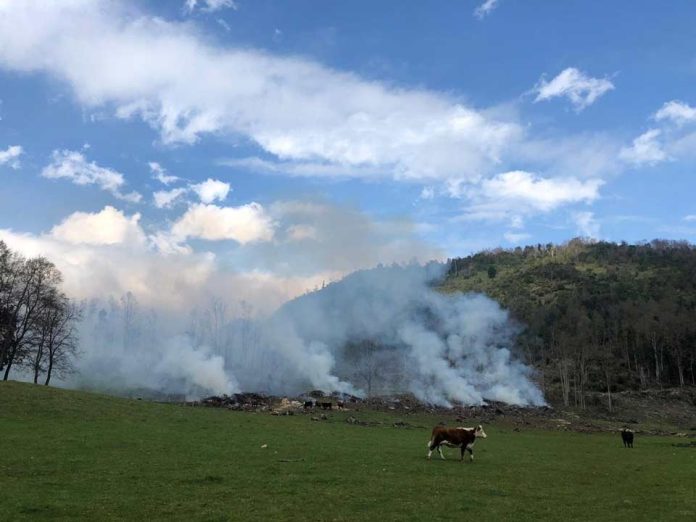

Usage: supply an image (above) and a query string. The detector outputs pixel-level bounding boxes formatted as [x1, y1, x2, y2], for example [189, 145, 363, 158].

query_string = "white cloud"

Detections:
[184, 0, 238, 13]
[220, 156, 380, 179]
[654, 100, 696, 126]
[50, 206, 145, 245]
[419, 187, 435, 200]
[0, 198, 440, 314]
[457, 171, 603, 224]
[191, 178, 231, 204]
[0, 1, 522, 185]
[153, 187, 189, 209]
[503, 231, 531, 244]
[0, 144, 23, 169]
[534, 68, 614, 111]
[683, 215, 696, 222]
[474, 0, 499, 19]
[41, 150, 142, 202]
[0, 225, 317, 314]
[149, 162, 180, 185]
[476, 170, 602, 211]
[171, 203, 275, 243]
[573, 211, 600, 238]
[619, 129, 667, 166]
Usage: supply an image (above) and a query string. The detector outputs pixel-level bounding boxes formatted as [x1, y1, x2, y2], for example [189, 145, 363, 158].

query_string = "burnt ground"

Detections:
[192, 386, 696, 437]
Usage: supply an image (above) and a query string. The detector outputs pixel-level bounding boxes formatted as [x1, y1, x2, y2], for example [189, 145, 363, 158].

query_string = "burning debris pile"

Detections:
[195, 390, 551, 418]
[200, 393, 273, 411]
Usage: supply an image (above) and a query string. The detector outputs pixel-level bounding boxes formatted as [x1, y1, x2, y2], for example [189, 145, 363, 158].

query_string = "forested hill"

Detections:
[440, 239, 696, 406]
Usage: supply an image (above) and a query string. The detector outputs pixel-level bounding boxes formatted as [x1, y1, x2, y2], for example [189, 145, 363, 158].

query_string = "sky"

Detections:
[1, 0, 696, 313]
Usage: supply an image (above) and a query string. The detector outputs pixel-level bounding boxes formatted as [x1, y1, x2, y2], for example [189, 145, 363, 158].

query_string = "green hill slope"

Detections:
[440, 239, 696, 406]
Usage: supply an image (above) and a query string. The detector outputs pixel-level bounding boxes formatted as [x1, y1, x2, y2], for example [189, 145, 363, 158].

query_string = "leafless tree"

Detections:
[1, 252, 62, 380]
[30, 293, 80, 385]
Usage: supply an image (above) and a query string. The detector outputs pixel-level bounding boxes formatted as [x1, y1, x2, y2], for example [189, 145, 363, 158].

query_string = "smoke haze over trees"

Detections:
[70, 263, 545, 406]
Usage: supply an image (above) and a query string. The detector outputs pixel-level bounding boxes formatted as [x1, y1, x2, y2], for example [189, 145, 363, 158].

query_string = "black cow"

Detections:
[621, 428, 634, 448]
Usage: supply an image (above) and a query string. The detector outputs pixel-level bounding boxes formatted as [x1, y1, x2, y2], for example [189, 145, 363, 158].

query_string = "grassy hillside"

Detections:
[441, 239, 696, 405]
[1, 381, 694, 521]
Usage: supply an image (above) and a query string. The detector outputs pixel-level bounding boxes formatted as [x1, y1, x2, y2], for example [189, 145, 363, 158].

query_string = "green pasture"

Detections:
[0, 382, 693, 521]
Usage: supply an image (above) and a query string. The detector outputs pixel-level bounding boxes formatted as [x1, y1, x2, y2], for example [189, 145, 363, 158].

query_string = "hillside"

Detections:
[440, 239, 696, 407]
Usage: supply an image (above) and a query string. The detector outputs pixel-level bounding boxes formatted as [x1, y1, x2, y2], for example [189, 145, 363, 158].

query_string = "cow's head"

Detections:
[474, 425, 487, 438]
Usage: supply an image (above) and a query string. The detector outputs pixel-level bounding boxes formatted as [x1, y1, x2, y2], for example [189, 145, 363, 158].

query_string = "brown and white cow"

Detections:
[426, 425, 487, 462]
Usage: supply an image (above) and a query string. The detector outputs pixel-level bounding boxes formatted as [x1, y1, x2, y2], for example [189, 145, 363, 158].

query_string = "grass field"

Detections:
[1, 381, 694, 521]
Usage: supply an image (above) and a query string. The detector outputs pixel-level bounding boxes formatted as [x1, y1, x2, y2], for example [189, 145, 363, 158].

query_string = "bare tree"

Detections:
[29, 292, 80, 385]
[2, 255, 62, 380]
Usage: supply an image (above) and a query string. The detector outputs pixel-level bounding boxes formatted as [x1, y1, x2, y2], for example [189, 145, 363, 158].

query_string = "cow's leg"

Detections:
[466, 444, 474, 462]
[427, 442, 433, 460]
[438, 445, 445, 460]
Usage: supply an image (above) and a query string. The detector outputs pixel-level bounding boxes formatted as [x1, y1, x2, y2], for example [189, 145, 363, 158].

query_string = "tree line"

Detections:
[0, 241, 79, 384]
[442, 238, 696, 409]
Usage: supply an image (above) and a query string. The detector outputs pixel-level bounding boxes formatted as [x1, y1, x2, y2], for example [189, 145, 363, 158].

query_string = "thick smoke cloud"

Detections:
[71, 264, 544, 406]
[254, 264, 545, 406]
[73, 296, 239, 399]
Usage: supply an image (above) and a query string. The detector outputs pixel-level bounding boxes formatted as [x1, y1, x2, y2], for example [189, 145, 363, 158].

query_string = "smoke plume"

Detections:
[71, 264, 544, 406]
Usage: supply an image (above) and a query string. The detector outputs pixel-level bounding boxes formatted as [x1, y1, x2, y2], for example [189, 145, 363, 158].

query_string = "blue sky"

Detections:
[1, 0, 696, 310]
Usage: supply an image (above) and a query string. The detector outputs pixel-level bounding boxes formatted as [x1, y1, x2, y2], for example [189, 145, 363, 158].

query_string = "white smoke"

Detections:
[66, 264, 545, 406]
[251, 264, 545, 406]
[72, 296, 238, 399]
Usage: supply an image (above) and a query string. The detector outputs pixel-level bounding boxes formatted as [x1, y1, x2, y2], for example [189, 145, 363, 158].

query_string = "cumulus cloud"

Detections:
[0, 144, 23, 169]
[534, 68, 614, 111]
[461, 170, 603, 222]
[619, 129, 667, 166]
[153, 187, 189, 209]
[41, 150, 142, 202]
[0, 0, 522, 185]
[149, 162, 180, 185]
[474, 0, 500, 19]
[170, 202, 275, 244]
[50, 206, 146, 245]
[184, 0, 237, 13]
[0, 198, 439, 312]
[191, 178, 231, 204]
[654, 100, 696, 126]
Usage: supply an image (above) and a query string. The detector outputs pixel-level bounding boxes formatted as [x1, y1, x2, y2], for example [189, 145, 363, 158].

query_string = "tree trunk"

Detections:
[677, 356, 685, 387]
[3, 342, 17, 380]
[651, 334, 660, 385]
[558, 359, 570, 407]
[44, 359, 53, 385]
